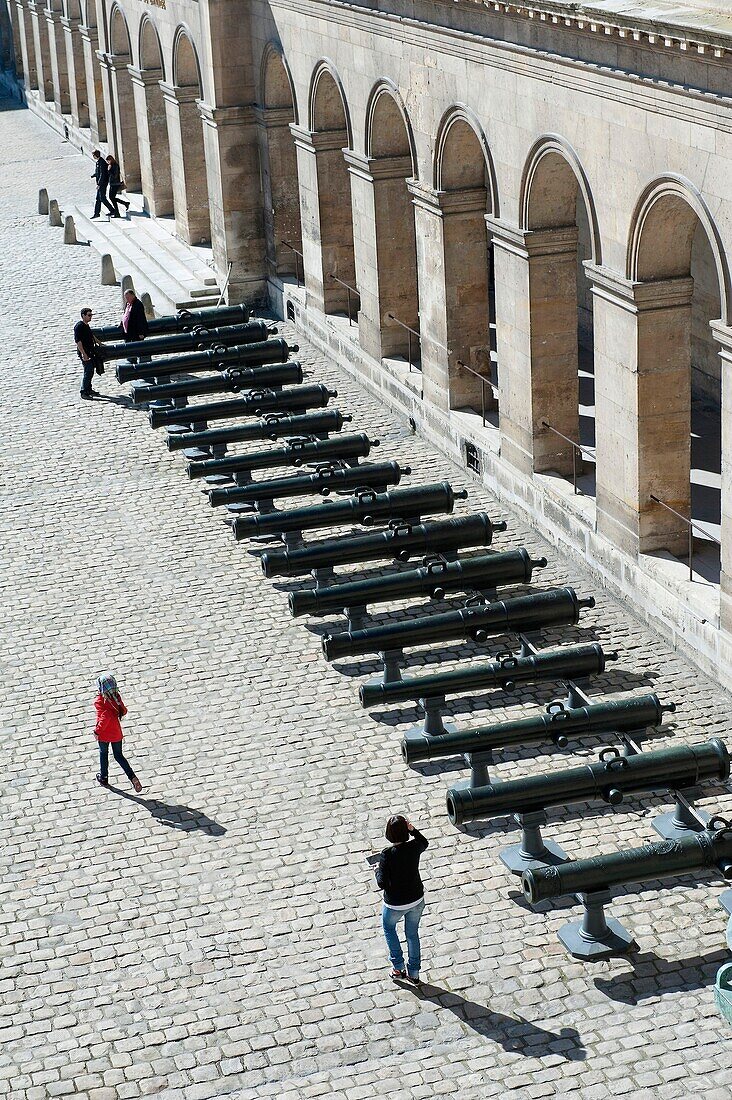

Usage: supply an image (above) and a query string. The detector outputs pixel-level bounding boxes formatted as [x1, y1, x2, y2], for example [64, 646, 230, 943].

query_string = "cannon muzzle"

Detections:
[401, 693, 673, 766]
[116, 338, 294, 383]
[293, 549, 548, 620]
[446, 739, 730, 825]
[93, 302, 250, 342]
[149, 383, 334, 429]
[209, 461, 409, 508]
[232, 482, 463, 542]
[521, 817, 732, 905]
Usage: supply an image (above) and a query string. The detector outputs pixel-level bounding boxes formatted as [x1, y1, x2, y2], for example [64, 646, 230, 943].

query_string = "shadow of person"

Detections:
[109, 787, 226, 835]
[94, 393, 134, 408]
[403, 981, 586, 1060]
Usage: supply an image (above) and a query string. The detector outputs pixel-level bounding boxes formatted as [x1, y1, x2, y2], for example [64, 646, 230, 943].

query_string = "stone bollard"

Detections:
[38, 188, 49, 215]
[63, 215, 77, 245]
[121, 274, 135, 304]
[48, 199, 63, 227]
[101, 253, 117, 286]
[141, 292, 155, 320]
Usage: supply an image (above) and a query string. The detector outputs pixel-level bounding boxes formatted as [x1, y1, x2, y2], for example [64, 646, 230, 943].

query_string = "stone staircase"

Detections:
[69, 197, 221, 315]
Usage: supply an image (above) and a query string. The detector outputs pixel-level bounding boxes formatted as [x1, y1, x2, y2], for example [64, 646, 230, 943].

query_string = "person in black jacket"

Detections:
[122, 289, 149, 343]
[375, 815, 428, 984]
[91, 150, 115, 219]
[106, 154, 130, 218]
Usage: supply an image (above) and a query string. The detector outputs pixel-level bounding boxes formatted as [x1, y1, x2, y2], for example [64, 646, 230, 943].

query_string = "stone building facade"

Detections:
[2, 0, 732, 680]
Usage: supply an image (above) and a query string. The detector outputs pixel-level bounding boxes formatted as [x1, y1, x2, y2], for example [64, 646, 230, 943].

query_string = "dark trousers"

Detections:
[80, 358, 94, 396]
[99, 740, 136, 782]
[94, 184, 115, 217]
[109, 185, 128, 216]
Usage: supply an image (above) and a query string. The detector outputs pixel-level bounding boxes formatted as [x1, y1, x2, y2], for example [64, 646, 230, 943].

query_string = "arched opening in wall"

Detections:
[261, 48, 301, 279]
[47, 0, 70, 116]
[631, 187, 725, 594]
[20, 1, 38, 89]
[78, 0, 106, 141]
[435, 113, 497, 428]
[108, 6, 140, 189]
[367, 87, 419, 367]
[63, 0, 89, 130]
[523, 145, 597, 497]
[310, 65, 357, 321]
[33, 0, 55, 102]
[167, 29, 210, 245]
[136, 18, 173, 217]
[4, 0, 23, 76]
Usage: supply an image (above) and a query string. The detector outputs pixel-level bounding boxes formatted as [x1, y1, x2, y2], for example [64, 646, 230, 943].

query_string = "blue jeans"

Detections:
[80, 358, 94, 395]
[382, 899, 425, 977]
[99, 741, 136, 782]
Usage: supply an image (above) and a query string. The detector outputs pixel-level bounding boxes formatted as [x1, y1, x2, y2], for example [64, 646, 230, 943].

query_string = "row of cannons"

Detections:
[98, 301, 732, 965]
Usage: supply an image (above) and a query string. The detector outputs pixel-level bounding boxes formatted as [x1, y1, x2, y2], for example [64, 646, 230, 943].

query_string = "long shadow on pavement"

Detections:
[109, 787, 226, 835]
[401, 980, 586, 1059]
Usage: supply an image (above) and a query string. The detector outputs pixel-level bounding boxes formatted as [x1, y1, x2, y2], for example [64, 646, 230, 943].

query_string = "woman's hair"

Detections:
[106, 154, 115, 162]
[97, 673, 118, 698]
[385, 815, 409, 844]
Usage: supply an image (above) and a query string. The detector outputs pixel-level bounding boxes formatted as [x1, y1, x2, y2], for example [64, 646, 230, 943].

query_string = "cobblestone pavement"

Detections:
[2, 97, 732, 1100]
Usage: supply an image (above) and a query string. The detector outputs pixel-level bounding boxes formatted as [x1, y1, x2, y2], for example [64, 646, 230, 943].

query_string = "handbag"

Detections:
[93, 353, 105, 376]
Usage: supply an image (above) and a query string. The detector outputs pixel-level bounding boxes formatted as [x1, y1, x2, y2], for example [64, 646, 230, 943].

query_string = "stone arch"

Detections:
[138, 14, 164, 77]
[306, 59, 357, 317]
[260, 42, 298, 123]
[166, 25, 210, 243]
[107, 4, 140, 188]
[64, 0, 82, 21]
[363, 79, 420, 361]
[259, 43, 302, 277]
[520, 134, 601, 263]
[627, 175, 730, 324]
[172, 25, 202, 92]
[134, 16, 173, 217]
[517, 134, 601, 486]
[433, 105, 500, 414]
[365, 79, 417, 174]
[624, 175, 728, 567]
[308, 59, 352, 147]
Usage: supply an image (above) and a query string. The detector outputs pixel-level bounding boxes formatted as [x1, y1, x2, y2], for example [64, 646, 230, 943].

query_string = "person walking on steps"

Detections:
[94, 674, 142, 792]
[91, 150, 115, 219]
[74, 306, 102, 400]
[106, 154, 130, 218]
[375, 815, 428, 985]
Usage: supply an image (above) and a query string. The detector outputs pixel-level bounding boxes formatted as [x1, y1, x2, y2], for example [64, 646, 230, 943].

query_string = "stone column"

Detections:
[292, 125, 355, 316]
[45, 7, 69, 114]
[97, 51, 115, 149]
[588, 265, 694, 557]
[61, 15, 87, 127]
[711, 322, 732, 631]
[29, 1, 53, 102]
[409, 181, 491, 413]
[345, 149, 417, 361]
[80, 29, 103, 141]
[129, 68, 173, 216]
[199, 100, 266, 303]
[15, 1, 36, 89]
[255, 106, 301, 278]
[9, 1, 23, 76]
[487, 218, 580, 476]
[161, 83, 211, 244]
[107, 57, 140, 189]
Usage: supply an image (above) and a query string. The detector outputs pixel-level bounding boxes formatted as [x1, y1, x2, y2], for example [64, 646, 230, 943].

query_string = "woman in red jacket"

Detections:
[95, 674, 142, 791]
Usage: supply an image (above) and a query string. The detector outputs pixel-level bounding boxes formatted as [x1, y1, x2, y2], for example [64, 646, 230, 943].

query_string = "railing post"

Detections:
[572, 444, 578, 495]
[347, 286, 352, 326]
[689, 522, 694, 582]
[407, 329, 412, 372]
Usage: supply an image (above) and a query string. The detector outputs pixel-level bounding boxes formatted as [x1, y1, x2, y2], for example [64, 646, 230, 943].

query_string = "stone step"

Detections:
[69, 205, 221, 314]
[116, 215, 217, 293]
[138, 215, 218, 287]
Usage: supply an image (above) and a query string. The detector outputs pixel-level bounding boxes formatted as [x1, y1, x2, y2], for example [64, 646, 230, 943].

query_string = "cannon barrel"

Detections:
[166, 409, 352, 452]
[188, 433, 377, 480]
[323, 581, 589, 662]
[261, 514, 504, 578]
[209, 461, 409, 508]
[293, 549, 549, 619]
[447, 740, 730, 825]
[522, 822, 732, 905]
[116, 338, 294, 383]
[130, 362, 304, 404]
[93, 302, 250, 341]
[149, 384, 336, 429]
[99, 320, 273, 362]
[232, 483, 468, 542]
[402, 694, 675, 765]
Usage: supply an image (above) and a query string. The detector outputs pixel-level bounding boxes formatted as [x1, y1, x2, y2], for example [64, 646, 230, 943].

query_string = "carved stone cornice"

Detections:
[290, 124, 349, 154]
[486, 217, 578, 259]
[585, 263, 695, 313]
